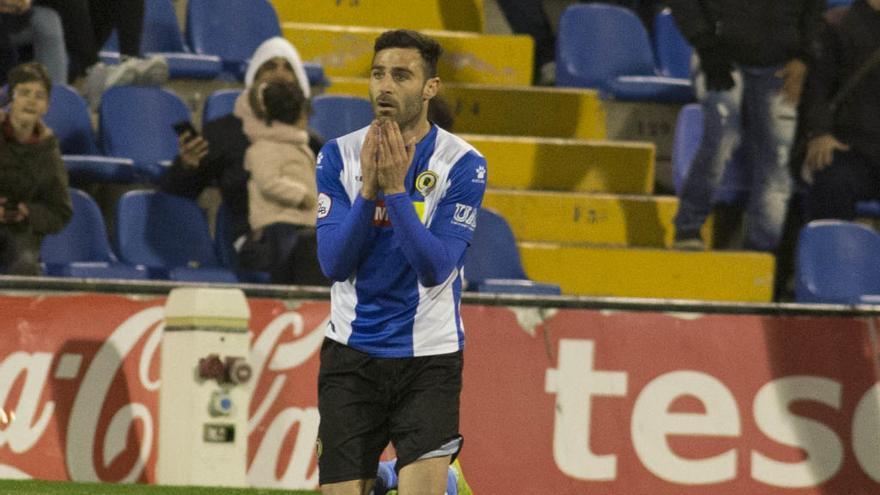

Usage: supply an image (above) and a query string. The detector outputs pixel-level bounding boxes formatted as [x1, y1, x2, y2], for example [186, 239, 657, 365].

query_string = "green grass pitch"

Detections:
[0, 480, 320, 494]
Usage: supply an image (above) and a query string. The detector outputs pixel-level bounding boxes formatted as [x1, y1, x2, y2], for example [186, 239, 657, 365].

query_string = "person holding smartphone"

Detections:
[0, 62, 72, 275]
[158, 37, 322, 258]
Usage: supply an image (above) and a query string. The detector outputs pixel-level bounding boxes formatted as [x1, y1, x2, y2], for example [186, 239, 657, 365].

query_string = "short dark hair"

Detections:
[373, 29, 443, 78]
[7, 62, 52, 97]
[262, 80, 306, 126]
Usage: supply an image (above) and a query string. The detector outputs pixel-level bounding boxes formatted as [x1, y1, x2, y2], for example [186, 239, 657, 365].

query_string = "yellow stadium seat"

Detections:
[272, 0, 485, 32]
[519, 243, 774, 302]
[326, 78, 607, 139]
[465, 136, 652, 194]
[483, 191, 716, 248]
[282, 24, 534, 86]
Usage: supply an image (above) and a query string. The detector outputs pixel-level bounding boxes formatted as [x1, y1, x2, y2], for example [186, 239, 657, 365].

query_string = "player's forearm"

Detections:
[316, 195, 376, 281]
[385, 193, 460, 287]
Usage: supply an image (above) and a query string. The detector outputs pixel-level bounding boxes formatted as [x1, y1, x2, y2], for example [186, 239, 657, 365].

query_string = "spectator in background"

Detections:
[239, 79, 325, 285]
[159, 37, 322, 256]
[0, 62, 71, 275]
[1, 0, 68, 85]
[36, 0, 168, 106]
[494, 0, 556, 85]
[668, 0, 824, 251]
[803, 0, 880, 221]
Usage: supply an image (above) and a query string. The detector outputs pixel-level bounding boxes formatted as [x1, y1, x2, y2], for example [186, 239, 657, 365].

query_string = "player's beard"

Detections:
[372, 93, 424, 130]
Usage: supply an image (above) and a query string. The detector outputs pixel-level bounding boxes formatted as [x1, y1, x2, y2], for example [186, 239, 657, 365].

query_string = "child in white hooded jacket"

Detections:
[239, 79, 325, 285]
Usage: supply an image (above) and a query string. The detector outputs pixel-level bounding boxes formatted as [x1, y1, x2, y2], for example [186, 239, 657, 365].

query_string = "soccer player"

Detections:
[314, 29, 487, 495]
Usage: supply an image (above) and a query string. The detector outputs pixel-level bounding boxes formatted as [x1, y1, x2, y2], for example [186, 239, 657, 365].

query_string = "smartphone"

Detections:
[172, 120, 199, 140]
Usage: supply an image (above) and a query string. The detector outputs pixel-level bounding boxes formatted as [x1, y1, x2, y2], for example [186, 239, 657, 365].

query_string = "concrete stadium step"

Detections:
[326, 77, 607, 139]
[272, 0, 485, 32]
[519, 243, 774, 302]
[464, 136, 654, 194]
[482, 190, 715, 248]
[282, 24, 533, 86]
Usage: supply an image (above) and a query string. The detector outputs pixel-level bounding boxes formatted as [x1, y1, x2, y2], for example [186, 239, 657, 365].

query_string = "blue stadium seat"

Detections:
[100, 0, 222, 79]
[116, 190, 238, 282]
[795, 220, 880, 304]
[41, 189, 148, 279]
[186, 0, 281, 78]
[99, 86, 190, 182]
[555, 3, 694, 102]
[308, 95, 374, 140]
[44, 85, 136, 183]
[826, 0, 854, 8]
[671, 103, 749, 204]
[464, 209, 561, 295]
[202, 88, 242, 124]
[653, 8, 692, 79]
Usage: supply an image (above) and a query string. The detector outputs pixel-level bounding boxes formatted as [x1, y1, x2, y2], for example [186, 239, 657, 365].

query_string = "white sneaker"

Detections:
[672, 237, 706, 251]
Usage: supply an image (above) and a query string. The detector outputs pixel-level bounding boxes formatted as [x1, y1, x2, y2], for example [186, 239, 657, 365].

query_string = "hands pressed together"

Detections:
[360, 120, 417, 200]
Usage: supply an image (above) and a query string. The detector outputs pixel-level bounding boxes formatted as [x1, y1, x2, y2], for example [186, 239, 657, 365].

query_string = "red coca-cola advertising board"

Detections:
[0, 293, 878, 494]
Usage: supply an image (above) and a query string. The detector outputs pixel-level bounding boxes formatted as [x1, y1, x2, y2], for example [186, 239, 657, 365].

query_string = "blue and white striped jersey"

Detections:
[315, 124, 487, 358]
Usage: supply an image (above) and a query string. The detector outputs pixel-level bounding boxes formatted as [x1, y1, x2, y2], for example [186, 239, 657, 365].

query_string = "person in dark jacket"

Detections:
[803, 0, 880, 220]
[667, 0, 824, 251]
[0, 61, 72, 274]
[159, 37, 322, 249]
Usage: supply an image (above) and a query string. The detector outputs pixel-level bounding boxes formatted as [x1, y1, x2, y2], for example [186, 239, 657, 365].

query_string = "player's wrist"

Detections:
[360, 186, 378, 200]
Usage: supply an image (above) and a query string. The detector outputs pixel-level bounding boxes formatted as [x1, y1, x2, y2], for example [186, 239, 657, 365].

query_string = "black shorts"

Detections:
[317, 338, 464, 485]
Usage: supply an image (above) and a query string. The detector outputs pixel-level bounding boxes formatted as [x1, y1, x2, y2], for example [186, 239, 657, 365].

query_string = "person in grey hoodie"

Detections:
[238, 79, 324, 285]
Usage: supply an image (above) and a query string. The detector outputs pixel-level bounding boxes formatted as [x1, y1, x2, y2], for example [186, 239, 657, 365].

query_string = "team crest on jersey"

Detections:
[415, 170, 439, 195]
[317, 193, 332, 219]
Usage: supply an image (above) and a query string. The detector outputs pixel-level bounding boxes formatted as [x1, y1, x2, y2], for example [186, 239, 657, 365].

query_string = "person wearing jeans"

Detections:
[666, 0, 824, 251]
[675, 63, 797, 251]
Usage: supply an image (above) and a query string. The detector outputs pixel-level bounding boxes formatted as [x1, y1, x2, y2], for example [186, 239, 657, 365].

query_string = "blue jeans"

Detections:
[7, 6, 68, 84]
[674, 64, 795, 251]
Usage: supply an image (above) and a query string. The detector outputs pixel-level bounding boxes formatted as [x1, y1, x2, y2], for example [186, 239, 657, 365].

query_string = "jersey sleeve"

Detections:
[429, 151, 487, 243]
[315, 140, 351, 227]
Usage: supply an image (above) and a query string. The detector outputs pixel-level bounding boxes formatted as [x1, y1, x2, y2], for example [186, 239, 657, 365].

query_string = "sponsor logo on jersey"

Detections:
[317, 193, 332, 219]
[452, 203, 478, 230]
[373, 200, 391, 227]
[316, 151, 324, 168]
[415, 170, 439, 195]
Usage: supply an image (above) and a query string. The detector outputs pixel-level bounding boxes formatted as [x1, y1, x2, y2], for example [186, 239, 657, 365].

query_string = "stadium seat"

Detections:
[653, 8, 692, 79]
[186, 0, 281, 78]
[41, 189, 148, 279]
[555, 3, 694, 102]
[795, 220, 880, 304]
[464, 209, 561, 295]
[308, 94, 374, 140]
[100, 0, 222, 79]
[99, 86, 190, 181]
[202, 88, 242, 124]
[671, 103, 748, 204]
[826, 0, 854, 8]
[43, 85, 136, 183]
[116, 190, 238, 282]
